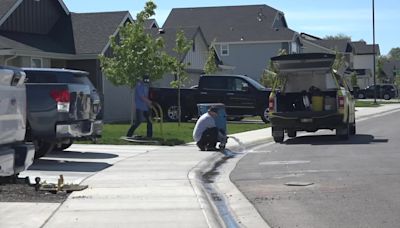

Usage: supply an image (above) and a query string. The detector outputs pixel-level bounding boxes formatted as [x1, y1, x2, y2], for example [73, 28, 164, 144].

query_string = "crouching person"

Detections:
[193, 106, 227, 151]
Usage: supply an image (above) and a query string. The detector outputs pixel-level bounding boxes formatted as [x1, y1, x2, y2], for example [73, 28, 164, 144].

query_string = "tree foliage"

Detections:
[388, 47, 400, 61]
[376, 57, 387, 83]
[204, 45, 218, 74]
[99, 1, 170, 88]
[324, 33, 351, 41]
[170, 30, 193, 88]
[333, 51, 346, 73]
[350, 72, 358, 88]
[260, 49, 287, 88]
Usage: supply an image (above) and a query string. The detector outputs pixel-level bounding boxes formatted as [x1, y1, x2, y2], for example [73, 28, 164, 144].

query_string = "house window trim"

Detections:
[31, 57, 43, 68]
[220, 44, 229, 56]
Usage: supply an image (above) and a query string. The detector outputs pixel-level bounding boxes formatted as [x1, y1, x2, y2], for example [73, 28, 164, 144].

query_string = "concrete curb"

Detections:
[188, 152, 226, 228]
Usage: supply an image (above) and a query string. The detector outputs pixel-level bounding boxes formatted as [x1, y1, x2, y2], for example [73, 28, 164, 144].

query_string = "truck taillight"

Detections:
[338, 95, 345, 108]
[50, 89, 70, 112]
[269, 97, 275, 111]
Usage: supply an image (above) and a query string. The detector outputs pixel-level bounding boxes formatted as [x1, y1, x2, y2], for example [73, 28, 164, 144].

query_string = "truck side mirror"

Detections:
[242, 83, 249, 92]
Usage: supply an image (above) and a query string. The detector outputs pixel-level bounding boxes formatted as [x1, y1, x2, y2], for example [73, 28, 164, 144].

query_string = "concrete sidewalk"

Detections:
[2, 104, 400, 228]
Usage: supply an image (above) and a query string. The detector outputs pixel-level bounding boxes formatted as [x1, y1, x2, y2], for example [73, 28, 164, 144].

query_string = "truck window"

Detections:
[284, 70, 338, 93]
[201, 77, 228, 90]
[25, 71, 93, 89]
[227, 78, 248, 91]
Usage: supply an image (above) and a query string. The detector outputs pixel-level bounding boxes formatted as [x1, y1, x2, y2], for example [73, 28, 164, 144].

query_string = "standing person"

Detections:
[126, 76, 153, 138]
[193, 106, 227, 151]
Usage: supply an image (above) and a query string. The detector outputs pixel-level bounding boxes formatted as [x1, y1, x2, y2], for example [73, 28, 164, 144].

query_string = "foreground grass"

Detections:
[79, 122, 268, 146]
[355, 100, 381, 107]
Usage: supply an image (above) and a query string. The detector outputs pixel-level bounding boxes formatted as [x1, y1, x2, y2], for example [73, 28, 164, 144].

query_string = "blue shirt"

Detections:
[135, 81, 149, 111]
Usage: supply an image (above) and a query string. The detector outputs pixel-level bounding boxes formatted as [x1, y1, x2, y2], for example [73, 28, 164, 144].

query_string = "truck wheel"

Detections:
[260, 107, 270, 123]
[357, 93, 365, 99]
[272, 127, 284, 143]
[350, 121, 356, 135]
[165, 105, 179, 122]
[336, 123, 350, 140]
[55, 139, 73, 151]
[287, 130, 297, 138]
[34, 140, 55, 159]
[383, 93, 391, 100]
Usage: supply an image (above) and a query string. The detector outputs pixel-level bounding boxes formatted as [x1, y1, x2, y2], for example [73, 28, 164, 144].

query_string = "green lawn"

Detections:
[355, 100, 381, 107]
[79, 122, 269, 146]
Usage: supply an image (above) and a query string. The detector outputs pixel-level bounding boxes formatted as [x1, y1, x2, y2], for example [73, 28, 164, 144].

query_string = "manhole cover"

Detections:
[285, 182, 314, 187]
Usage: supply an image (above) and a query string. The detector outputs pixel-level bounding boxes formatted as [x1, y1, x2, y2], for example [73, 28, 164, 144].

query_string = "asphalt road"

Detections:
[231, 110, 400, 228]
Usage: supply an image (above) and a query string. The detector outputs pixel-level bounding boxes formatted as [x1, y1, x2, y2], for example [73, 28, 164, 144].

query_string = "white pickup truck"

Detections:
[268, 53, 356, 143]
[0, 66, 34, 178]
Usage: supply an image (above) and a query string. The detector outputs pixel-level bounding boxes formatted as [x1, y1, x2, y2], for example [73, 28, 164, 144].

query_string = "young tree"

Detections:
[204, 45, 218, 74]
[376, 57, 387, 83]
[324, 33, 351, 41]
[99, 1, 170, 88]
[99, 1, 171, 125]
[350, 72, 358, 88]
[170, 29, 193, 125]
[388, 47, 400, 61]
[260, 49, 287, 88]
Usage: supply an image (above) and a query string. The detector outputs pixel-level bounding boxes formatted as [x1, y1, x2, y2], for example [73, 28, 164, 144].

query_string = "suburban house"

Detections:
[147, 26, 212, 88]
[162, 5, 301, 84]
[301, 33, 380, 89]
[351, 41, 380, 88]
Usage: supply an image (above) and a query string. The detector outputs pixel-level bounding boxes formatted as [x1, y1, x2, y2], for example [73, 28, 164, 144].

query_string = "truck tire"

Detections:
[165, 105, 179, 122]
[272, 127, 284, 143]
[287, 130, 297, 138]
[357, 93, 365, 99]
[336, 123, 350, 140]
[260, 107, 270, 123]
[383, 93, 391, 100]
[55, 139, 73, 151]
[34, 140, 55, 159]
[350, 121, 356, 135]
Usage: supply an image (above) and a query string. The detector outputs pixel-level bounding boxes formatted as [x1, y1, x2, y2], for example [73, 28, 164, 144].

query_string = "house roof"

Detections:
[308, 39, 352, 53]
[70, 11, 129, 55]
[0, 0, 18, 24]
[147, 26, 206, 60]
[163, 5, 297, 43]
[0, 30, 73, 54]
[352, 41, 380, 55]
[144, 19, 158, 29]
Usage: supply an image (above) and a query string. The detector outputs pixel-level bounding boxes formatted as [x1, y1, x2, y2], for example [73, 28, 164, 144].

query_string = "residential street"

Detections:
[231, 109, 400, 228]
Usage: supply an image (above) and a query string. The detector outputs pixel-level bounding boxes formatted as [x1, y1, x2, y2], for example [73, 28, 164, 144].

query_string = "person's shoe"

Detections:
[206, 147, 219, 151]
[196, 142, 206, 151]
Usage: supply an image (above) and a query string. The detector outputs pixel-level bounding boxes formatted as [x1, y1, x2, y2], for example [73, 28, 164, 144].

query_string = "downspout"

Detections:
[4, 55, 17, 66]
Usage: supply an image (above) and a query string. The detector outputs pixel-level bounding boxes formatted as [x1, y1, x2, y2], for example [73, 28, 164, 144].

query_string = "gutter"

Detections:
[4, 54, 17, 66]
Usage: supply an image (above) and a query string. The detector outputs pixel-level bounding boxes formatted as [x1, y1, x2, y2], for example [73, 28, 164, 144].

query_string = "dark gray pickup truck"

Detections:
[23, 68, 102, 158]
[150, 74, 271, 123]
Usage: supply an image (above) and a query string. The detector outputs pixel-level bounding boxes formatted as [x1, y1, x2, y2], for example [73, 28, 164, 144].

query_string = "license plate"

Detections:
[300, 118, 313, 123]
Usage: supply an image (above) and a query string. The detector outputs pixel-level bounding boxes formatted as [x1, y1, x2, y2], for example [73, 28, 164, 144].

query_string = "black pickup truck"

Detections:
[23, 68, 102, 158]
[150, 74, 271, 123]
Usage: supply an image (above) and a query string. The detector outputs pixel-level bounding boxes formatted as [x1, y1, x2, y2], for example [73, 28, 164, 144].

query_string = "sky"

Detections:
[63, 0, 399, 55]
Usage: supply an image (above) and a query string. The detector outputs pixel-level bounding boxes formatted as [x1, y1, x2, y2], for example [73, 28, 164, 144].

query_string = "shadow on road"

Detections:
[283, 134, 389, 145]
[46, 150, 119, 159]
[28, 159, 112, 172]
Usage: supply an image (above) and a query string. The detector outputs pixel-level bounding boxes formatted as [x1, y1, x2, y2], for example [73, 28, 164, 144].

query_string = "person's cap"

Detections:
[208, 106, 218, 113]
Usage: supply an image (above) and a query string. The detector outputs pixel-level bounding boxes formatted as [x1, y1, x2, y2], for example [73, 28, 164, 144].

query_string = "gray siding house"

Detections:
[163, 5, 301, 83]
[0, 0, 147, 123]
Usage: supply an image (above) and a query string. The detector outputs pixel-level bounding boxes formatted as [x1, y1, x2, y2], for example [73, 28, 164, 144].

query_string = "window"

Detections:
[192, 40, 196, 52]
[220, 44, 229, 56]
[31, 58, 42, 68]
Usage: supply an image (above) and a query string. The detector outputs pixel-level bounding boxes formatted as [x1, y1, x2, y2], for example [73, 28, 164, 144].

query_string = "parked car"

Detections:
[22, 68, 102, 158]
[150, 74, 272, 123]
[0, 66, 34, 177]
[269, 53, 356, 142]
[356, 84, 398, 100]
